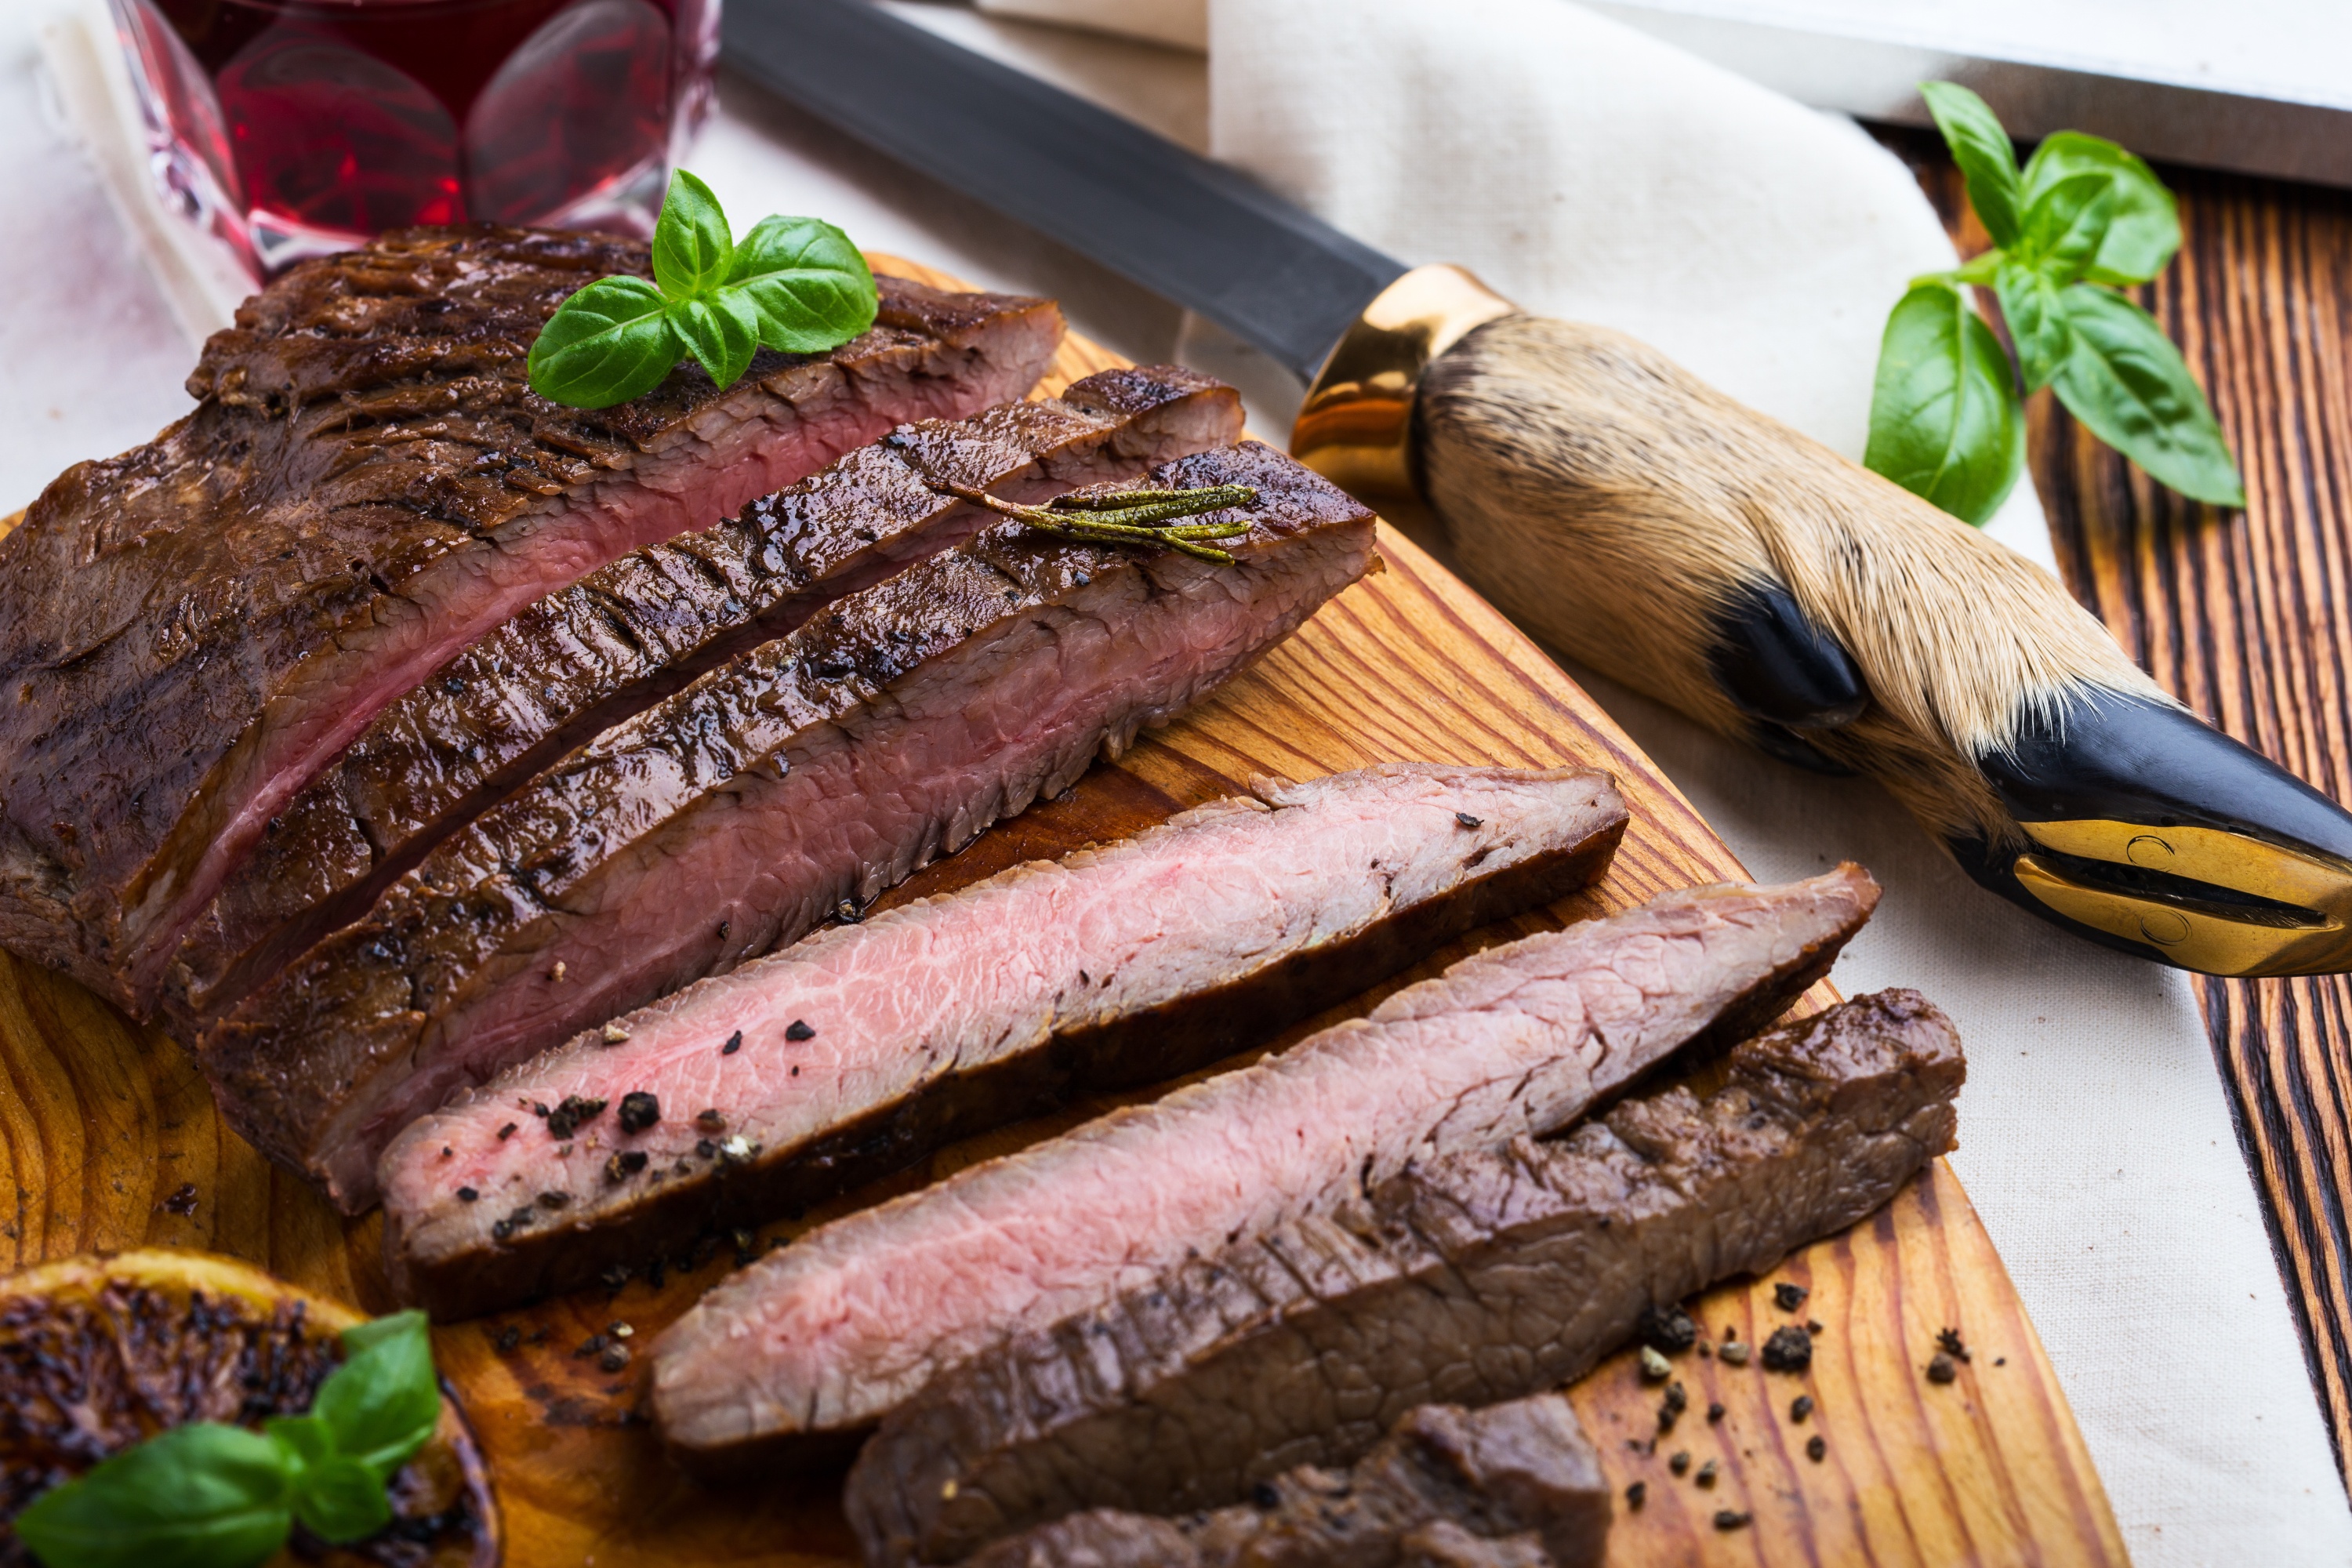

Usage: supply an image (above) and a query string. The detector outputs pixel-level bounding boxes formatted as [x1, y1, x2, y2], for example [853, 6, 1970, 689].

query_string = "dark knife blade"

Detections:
[719, 0, 1404, 382]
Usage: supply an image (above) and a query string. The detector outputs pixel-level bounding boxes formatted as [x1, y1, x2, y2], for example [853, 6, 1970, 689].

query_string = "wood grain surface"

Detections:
[0, 260, 2125, 1565]
[1886, 127, 2352, 1488]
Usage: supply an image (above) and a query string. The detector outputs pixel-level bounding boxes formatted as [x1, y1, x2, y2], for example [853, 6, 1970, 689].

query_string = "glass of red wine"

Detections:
[111, 0, 720, 278]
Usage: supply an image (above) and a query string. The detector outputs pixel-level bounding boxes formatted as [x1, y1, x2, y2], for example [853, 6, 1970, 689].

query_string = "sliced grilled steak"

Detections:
[205, 441, 1376, 1210]
[0, 227, 1059, 1014]
[164, 365, 1240, 1029]
[960, 1392, 1609, 1568]
[379, 764, 1629, 1316]
[849, 989, 1962, 1566]
[652, 866, 1878, 1472]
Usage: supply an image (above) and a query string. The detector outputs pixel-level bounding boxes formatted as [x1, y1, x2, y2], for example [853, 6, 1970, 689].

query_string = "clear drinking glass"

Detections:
[110, 0, 720, 279]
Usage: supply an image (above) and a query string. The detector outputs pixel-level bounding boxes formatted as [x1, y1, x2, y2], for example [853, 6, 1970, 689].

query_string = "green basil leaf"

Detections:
[1864, 278, 2024, 525]
[263, 1414, 333, 1472]
[2015, 169, 2118, 284]
[669, 292, 761, 391]
[1994, 258, 2074, 392]
[527, 274, 680, 410]
[2051, 286, 2245, 507]
[1919, 82, 2024, 249]
[314, 1310, 441, 1483]
[2023, 131, 2180, 285]
[290, 1457, 393, 1546]
[651, 169, 733, 302]
[724, 215, 878, 354]
[14, 1425, 292, 1568]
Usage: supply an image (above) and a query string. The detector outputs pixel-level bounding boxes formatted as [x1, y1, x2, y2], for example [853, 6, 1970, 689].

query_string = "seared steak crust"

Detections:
[207, 442, 1376, 1209]
[652, 868, 1878, 1473]
[848, 990, 1962, 1566]
[165, 366, 1240, 1028]
[0, 227, 1058, 1013]
[378, 765, 1628, 1317]
[960, 1392, 1610, 1568]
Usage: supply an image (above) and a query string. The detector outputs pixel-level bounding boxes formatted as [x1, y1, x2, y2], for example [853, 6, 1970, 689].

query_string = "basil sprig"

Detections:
[1864, 83, 2245, 524]
[528, 169, 879, 409]
[14, 1310, 441, 1568]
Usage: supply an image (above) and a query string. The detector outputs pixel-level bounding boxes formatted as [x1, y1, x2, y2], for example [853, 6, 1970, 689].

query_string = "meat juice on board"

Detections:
[111, 0, 719, 275]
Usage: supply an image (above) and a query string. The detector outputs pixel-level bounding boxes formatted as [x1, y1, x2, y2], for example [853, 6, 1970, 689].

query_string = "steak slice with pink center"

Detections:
[162, 365, 1240, 1031]
[378, 764, 1629, 1317]
[0, 227, 1059, 1017]
[847, 989, 1958, 1566]
[205, 441, 1377, 1211]
[650, 865, 1880, 1473]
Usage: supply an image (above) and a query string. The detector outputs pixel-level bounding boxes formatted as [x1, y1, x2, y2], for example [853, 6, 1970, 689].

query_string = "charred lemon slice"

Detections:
[0, 1249, 498, 1568]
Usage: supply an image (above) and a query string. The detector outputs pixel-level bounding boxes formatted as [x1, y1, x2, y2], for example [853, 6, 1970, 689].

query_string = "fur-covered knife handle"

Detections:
[1295, 270, 2352, 977]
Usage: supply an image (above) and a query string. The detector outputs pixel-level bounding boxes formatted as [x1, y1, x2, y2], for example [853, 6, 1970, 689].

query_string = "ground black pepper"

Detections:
[696, 1139, 718, 1159]
[159, 1183, 198, 1217]
[1926, 1352, 1958, 1384]
[1791, 1395, 1813, 1423]
[599, 1342, 631, 1373]
[1455, 812, 1483, 829]
[1714, 1510, 1751, 1531]
[785, 1019, 816, 1042]
[456, 1186, 479, 1203]
[495, 1325, 521, 1353]
[695, 1109, 727, 1131]
[605, 1149, 650, 1182]
[1807, 1434, 1827, 1462]
[1637, 1301, 1698, 1354]
[1707, 1402, 1726, 1425]
[546, 1094, 607, 1138]
[575, 1334, 605, 1357]
[537, 1191, 568, 1210]
[1694, 1459, 1719, 1489]
[1762, 1325, 1813, 1373]
[1936, 1327, 1972, 1363]
[1774, 1282, 1809, 1312]
[618, 1091, 660, 1134]
[723, 1031, 743, 1054]
[1668, 1450, 1691, 1475]
[1624, 1481, 1646, 1512]
[497, 1122, 518, 1140]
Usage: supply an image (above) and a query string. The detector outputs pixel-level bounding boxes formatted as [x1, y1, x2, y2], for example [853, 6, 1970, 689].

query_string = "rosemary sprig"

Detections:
[936, 482, 1259, 565]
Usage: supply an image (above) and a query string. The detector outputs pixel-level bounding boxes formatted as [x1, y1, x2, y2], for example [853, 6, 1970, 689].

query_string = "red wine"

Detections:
[112, 0, 717, 276]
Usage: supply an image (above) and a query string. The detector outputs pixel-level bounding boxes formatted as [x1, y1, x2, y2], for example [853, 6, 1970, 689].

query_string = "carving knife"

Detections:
[722, 0, 2352, 977]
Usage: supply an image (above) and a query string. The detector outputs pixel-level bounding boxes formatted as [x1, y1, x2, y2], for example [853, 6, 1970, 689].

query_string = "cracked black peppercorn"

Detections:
[723, 1030, 742, 1054]
[1706, 1401, 1725, 1425]
[1624, 1481, 1646, 1512]
[1694, 1459, 1718, 1489]
[1936, 1326, 1973, 1363]
[618, 1091, 660, 1134]
[456, 1185, 478, 1203]
[1774, 1281, 1809, 1312]
[1636, 1301, 1698, 1354]
[1807, 1434, 1828, 1462]
[1762, 1324, 1813, 1373]
[1791, 1395, 1814, 1423]
[1926, 1352, 1958, 1384]
[1715, 1510, 1751, 1531]
[1668, 1450, 1691, 1475]
[786, 1019, 816, 1041]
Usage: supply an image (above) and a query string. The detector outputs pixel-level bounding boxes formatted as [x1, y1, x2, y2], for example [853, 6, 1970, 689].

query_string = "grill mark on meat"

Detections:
[0, 227, 1060, 1019]
[956, 1392, 1610, 1568]
[377, 765, 1628, 1316]
[649, 868, 1878, 1472]
[846, 989, 1961, 1566]
[204, 441, 1372, 1210]
[163, 368, 1239, 1029]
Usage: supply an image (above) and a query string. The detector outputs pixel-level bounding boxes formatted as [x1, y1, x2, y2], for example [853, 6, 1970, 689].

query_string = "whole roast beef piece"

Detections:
[0, 227, 1060, 1015]
[206, 441, 1377, 1210]
[162, 365, 1240, 1030]
[960, 1392, 1610, 1568]
[379, 764, 1630, 1316]
[848, 989, 1962, 1566]
[652, 866, 1878, 1472]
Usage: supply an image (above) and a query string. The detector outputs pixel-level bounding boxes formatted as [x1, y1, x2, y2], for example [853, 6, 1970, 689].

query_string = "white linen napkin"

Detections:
[1192, 1, 2352, 1559]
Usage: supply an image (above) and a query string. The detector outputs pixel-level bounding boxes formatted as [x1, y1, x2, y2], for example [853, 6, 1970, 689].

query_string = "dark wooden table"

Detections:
[1884, 125, 2352, 1486]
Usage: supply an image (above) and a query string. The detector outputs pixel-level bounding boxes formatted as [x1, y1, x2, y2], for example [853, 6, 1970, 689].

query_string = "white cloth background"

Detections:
[7, 0, 2350, 1558]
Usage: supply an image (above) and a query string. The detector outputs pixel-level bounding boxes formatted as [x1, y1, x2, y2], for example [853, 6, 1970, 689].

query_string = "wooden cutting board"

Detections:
[0, 260, 2127, 1566]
